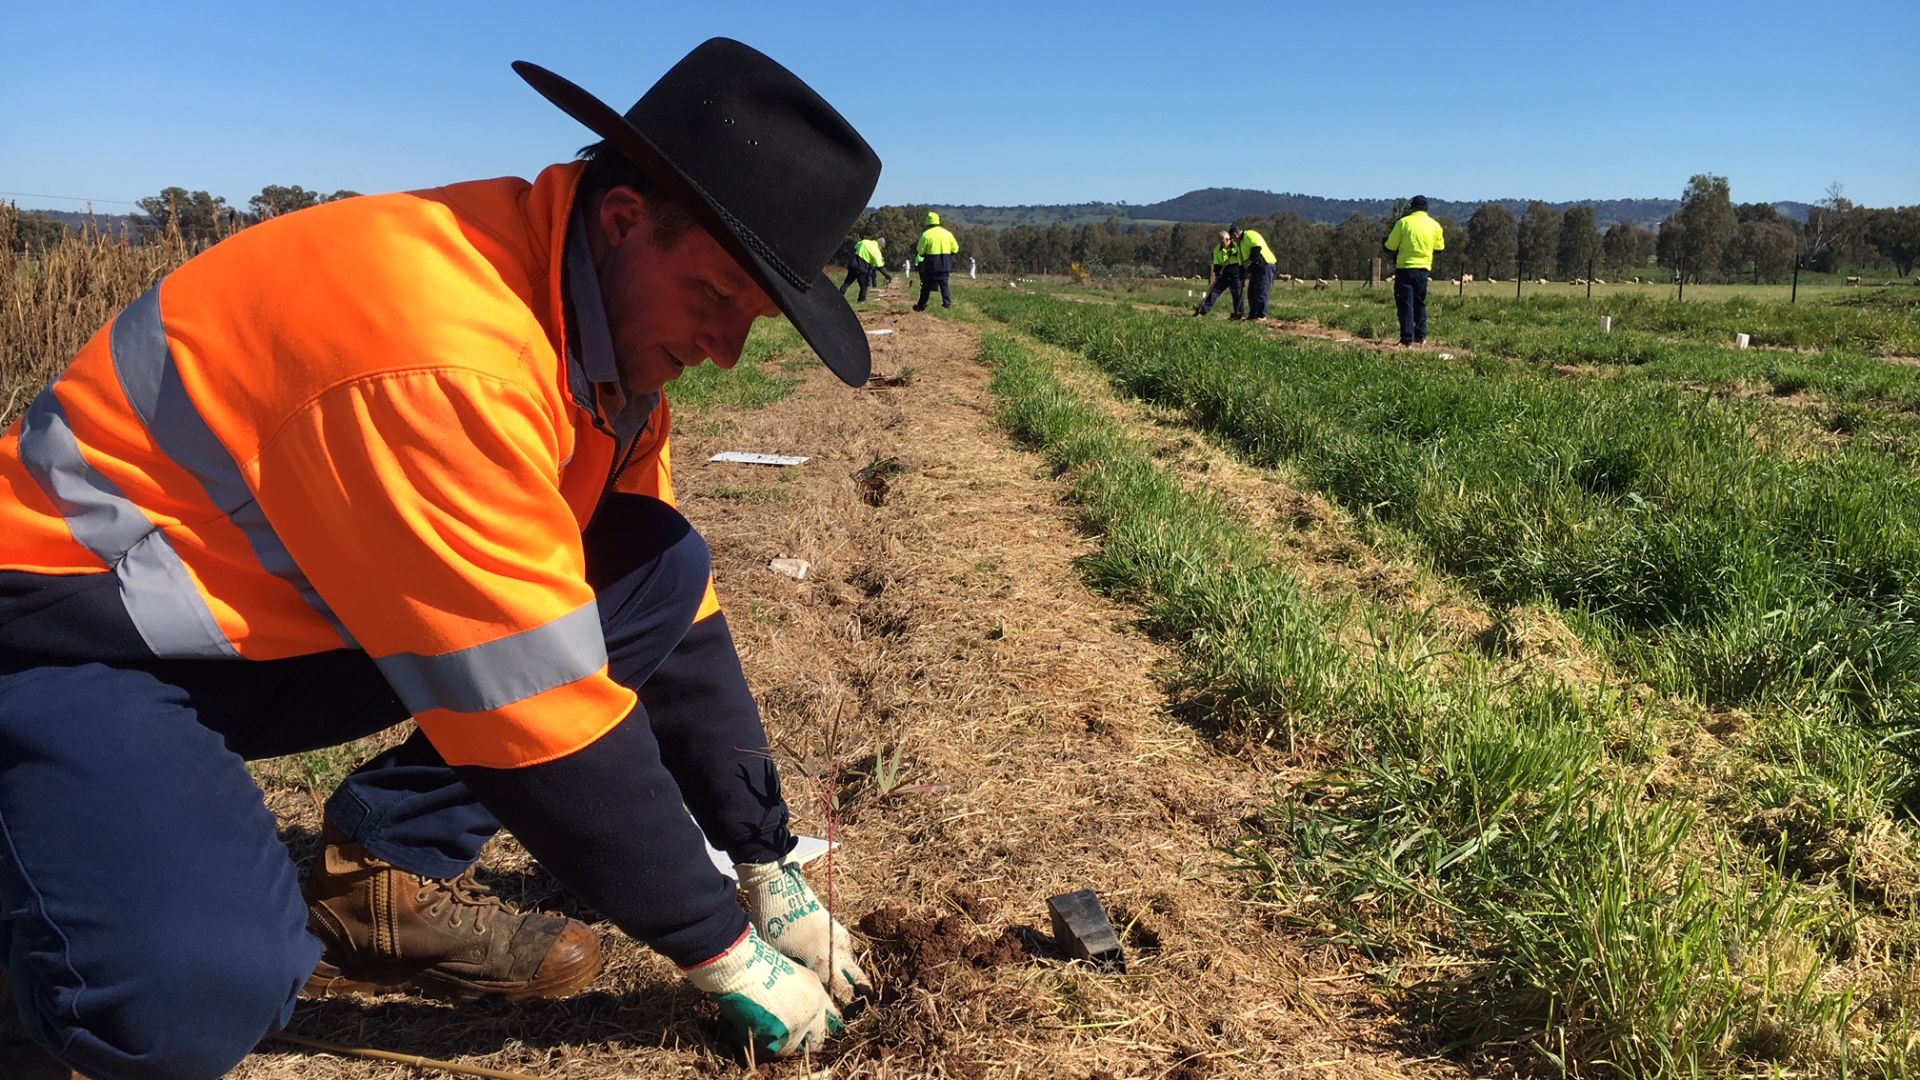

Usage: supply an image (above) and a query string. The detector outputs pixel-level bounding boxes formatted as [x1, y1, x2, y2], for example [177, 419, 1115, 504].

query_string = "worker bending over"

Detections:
[840, 236, 891, 301]
[0, 39, 878, 1079]
[1193, 229, 1245, 318]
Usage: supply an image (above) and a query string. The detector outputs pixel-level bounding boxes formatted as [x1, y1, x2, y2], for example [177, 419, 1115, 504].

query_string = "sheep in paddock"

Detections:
[1846, 276, 1862, 286]
[1313, 279, 1329, 291]
[1461, 273, 1474, 283]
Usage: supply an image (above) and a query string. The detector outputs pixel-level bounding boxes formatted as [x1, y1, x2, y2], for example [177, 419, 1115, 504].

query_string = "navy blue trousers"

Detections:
[1198, 267, 1244, 316]
[0, 494, 779, 1079]
[914, 272, 952, 310]
[1394, 267, 1431, 343]
[839, 262, 875, 300]
[1245, 261, 1275, 319]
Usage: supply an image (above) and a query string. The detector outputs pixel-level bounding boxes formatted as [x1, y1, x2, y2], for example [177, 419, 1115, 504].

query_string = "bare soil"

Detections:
[232, 296, 1462, 1079]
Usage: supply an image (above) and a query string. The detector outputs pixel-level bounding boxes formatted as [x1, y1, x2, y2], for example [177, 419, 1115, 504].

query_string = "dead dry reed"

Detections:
[1, 203, 190, 427]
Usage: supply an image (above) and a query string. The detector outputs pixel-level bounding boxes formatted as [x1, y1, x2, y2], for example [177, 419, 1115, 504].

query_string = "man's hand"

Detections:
[736, 857, 872, 1002]
[683, 927, 841, 1057]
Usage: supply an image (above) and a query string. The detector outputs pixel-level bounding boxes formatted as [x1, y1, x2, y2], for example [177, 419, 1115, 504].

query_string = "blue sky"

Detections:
[4, 1, 1915, 214]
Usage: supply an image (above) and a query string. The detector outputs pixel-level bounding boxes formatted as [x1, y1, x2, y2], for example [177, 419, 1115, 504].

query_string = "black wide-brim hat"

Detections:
[514, 39, 881, 386]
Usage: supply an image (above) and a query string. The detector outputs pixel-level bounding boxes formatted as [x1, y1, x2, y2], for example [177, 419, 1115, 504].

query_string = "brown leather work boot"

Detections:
[302, 827, 602, 1003]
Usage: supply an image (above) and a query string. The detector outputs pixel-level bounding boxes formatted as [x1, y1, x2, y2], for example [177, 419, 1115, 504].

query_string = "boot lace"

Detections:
[414, 868, 507, 934]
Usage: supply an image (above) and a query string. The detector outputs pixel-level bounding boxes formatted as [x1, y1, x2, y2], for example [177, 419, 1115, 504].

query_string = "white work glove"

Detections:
[682, 926, 841, 1057]
[736, 856, 872, 1003]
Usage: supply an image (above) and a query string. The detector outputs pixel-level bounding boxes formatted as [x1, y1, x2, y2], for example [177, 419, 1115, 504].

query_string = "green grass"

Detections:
[998, 276, 1920, 413]
[249, 740, 374, 795]
[975, 323, 1894, 1077]
[975, 291, 1920, 754]
[666, 317, 809, 411]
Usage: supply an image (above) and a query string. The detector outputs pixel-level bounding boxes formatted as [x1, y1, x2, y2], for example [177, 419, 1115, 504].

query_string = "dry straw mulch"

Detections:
[229, 297, 1459, 1079]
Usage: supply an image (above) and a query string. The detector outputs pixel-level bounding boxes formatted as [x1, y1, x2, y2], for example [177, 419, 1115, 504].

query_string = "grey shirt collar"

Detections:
[564, 200, 656, 448]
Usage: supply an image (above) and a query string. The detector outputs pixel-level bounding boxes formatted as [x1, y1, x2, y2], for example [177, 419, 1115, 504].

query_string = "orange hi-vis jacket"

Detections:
[0, 161, 717, 769]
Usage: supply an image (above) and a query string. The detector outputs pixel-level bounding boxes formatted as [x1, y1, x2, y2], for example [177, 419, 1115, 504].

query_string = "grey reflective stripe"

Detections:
[111, 286, 354, 646]
[16, 389, 239, 658]
[375, 601, 607, 715]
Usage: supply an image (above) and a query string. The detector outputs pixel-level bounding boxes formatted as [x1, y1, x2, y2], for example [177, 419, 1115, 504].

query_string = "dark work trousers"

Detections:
[839, 261, 875, 300]
[1197, 265, 1244, 316]
[0, 494, 779, 1080]
[914, 271, 952, 310]
[1245, 260, 1275, 319]
[1394, 267, 1431, 343]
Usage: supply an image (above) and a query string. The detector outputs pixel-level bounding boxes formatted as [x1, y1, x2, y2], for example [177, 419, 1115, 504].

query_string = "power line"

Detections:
[0, 189, 142, 207]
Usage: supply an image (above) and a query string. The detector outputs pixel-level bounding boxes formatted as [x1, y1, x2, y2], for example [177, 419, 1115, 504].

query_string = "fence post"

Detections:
[1791, 239, 1801, 304]
[1586, 254, 1594, 300]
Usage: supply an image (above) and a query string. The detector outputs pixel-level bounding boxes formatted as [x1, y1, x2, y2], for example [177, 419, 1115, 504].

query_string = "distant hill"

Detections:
[932, 188, 1815, 229]
[17, 208, 143, 239]
[931, 202, 1132, 228]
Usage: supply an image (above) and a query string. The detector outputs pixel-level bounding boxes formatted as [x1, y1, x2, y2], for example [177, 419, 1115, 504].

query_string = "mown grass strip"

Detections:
[975, 292, 1920, 792]
[976, 325, 1886, 1077]
[981, 328, 1350, 740]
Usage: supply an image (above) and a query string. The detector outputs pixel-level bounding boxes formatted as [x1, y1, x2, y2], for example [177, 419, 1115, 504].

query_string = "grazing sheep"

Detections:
[1461, 273, 1474, 283]
[1313, 279, 1329, 291]
[1594, 278, 1606, 285]
[1846, 276, 1862, 286]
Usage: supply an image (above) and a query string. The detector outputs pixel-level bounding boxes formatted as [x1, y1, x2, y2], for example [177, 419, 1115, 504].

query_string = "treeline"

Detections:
[866, 177, 1918, 284]
[17, 174, 1915, 286]
[931, 188, 1820, 232]
[8, 183, 359, 252]
[1116, 188, 1707, 230]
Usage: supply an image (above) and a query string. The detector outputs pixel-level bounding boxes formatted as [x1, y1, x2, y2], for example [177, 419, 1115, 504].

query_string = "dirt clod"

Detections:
[948, 888, 994, 922]
[859, 906, 1029, 987]
[1167, 1044, 1213, 1079]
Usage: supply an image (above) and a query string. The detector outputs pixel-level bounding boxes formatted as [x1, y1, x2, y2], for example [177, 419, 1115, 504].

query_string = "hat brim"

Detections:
[513, 61, 870, 387]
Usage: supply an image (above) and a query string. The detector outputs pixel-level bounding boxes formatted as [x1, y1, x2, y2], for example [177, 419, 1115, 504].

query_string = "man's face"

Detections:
[594, 187, 780, 398]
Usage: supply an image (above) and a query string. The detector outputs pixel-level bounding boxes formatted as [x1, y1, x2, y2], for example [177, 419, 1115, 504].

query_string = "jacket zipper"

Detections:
[601, 425, 642, 503]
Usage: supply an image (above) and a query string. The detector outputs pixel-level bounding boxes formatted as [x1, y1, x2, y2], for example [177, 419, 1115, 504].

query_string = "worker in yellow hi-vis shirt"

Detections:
[913, 212, 961, 311]
[1193, 230, 1244, 319]
[1383, 195, 1446, 345]
[839, 236, 891, 301]
[1234, 225, 1278, 319]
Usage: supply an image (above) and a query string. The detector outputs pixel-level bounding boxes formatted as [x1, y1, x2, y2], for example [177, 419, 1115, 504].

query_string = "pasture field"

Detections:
[963, 275, 1920, 1076]
[1041, 273, 1920, 413]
